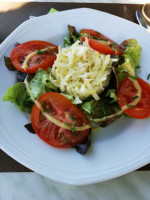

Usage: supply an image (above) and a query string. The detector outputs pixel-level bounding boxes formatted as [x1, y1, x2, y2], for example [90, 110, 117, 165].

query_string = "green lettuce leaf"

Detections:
[29, 68, 57, 100]
[116, 39, 141, 84]
[3, 82, 33, 113]
[81, 99, 123, 127]
[106, 89, 117, 103]
[60, 93, 82, 104]
[116, 60, 130, 84]
[63, 25, 80, 47]
[48, 8, 58, 14]
[121, 39, 141, 70]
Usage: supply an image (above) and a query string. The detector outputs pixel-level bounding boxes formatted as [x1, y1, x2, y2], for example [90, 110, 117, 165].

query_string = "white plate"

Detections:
[0, 8, 150, 186]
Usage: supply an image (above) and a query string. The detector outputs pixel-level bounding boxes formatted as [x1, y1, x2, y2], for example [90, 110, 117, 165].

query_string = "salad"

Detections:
[3, 25, 150, 155]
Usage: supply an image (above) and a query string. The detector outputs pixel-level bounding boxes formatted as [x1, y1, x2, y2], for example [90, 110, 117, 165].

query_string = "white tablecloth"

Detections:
[0, 171, 150, 200]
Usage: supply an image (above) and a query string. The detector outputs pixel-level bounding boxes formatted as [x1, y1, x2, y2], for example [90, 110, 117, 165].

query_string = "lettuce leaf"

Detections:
[116, 39, 141, 84]
[121, 39, 141, 70]
[3, 68, 57, 113]
[80, 67, 123, 127]
[48, 8, 58, 14]
[81, 99, 123, 127]
[4, 56, 16, 71]
[63, 25, 80, 47]
[29, 68, 57, 99]
[3, 82, 33, 113]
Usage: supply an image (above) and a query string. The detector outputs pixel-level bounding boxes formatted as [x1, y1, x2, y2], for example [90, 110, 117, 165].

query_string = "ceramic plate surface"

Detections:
[0, 8, 150, 186]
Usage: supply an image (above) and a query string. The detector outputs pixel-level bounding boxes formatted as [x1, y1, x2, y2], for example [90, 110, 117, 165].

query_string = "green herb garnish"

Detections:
[111, 43, 116, 50]
[71, 126, 76, 135]
[99, 39, 108, 42]
[64, 123, 71, 127]
[45, 122, 50, 128]
[132, 95, 139, 100]
[106, 89, 116, 96]
[129, 105, 136, 109]
[43, 109, 52, 113]
[73, 121, 77, 126]
[36, 49, 44, 55]
[36, 49, 48, 55]
[130, 75, 139, 80]
[147, 73, 150, 80]
[125, 103, 135, 109]
[62, 134, 66, 142]
[69, 113, 75, 121]
[42, 100, 46, 109]
[102, 107, 106, 116]
[91, 101, 97, 114]
[64, 121, 77, 135]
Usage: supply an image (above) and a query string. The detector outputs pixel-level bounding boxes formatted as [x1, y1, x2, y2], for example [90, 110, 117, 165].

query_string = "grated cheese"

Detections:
[50, 40, 117, 101]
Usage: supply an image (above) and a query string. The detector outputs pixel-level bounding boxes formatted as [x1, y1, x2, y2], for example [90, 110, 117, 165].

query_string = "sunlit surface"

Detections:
[0, 2, 26, 12]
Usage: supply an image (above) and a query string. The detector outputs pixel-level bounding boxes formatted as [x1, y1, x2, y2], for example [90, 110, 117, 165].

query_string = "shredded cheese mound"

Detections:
[50, 40, 117, 101]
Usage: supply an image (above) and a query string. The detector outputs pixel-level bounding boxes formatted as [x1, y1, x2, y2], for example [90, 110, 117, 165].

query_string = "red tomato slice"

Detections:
[10, 40, 58, 73]
[80, 29, 124, 55]
[31, 92, 90, 148]
[117, 77, 150, 119]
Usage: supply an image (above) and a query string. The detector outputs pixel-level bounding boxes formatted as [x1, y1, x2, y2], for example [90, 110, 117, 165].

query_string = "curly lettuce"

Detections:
[3, 68, 57, 112]
[29, 68, 57, 100]
[3, 82, 33, 113]
[81, 99, 123, 127]
[116, 39, 141, 84]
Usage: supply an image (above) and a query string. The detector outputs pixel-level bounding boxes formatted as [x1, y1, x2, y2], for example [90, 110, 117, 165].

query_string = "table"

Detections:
[1, 2, 150, 200]
[0, 2, 150, 173]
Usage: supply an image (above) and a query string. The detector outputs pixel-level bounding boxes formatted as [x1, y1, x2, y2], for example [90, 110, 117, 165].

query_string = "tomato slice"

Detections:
[80, 29, 124, 55]
[117, 77, 150, 119]
[10, 40, 58, 73]
[31, 92, 90, 148]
